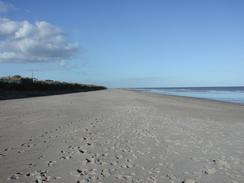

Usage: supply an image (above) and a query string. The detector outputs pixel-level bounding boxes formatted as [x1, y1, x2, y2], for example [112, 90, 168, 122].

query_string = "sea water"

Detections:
[135, 87, 244, 104]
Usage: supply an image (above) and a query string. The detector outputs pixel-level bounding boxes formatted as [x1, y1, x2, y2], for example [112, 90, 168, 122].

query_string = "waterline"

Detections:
[134, 87, 244, 104]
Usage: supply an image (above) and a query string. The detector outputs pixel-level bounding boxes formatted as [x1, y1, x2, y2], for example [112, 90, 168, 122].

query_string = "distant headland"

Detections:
[0, 75, 106, 100]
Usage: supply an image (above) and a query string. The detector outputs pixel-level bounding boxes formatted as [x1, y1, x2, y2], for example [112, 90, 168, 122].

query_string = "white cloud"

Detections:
[0, 0, 11, 13]
[0, 17, 79, 63]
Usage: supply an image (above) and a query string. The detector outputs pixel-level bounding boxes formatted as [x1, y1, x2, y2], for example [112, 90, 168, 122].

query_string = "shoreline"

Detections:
[127, 89, 244, 107]
[1, 87, 243, 107]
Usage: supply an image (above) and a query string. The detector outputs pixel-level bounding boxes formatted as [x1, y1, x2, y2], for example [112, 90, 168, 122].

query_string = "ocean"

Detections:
[134, 87, 244, 104]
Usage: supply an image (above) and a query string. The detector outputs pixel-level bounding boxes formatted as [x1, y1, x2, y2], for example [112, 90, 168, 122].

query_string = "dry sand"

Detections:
[0, 89, 244, 183]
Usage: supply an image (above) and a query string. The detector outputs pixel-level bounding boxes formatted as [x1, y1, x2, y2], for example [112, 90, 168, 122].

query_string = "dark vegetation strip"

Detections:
[0, 82, 106, 100]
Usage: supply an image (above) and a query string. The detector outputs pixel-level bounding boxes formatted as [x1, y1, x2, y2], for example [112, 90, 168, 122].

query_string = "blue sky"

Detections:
[0, 0, 243, 87]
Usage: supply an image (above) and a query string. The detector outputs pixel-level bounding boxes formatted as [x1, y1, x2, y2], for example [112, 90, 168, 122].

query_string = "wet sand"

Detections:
[0, 89, 244, 183]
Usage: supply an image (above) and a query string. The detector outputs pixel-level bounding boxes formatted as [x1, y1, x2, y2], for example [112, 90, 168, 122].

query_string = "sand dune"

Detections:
[0, 89, 244, 183]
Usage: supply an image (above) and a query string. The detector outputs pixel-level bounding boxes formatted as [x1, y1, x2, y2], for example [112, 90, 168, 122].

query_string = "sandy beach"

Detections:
[0, 89, 244, 183]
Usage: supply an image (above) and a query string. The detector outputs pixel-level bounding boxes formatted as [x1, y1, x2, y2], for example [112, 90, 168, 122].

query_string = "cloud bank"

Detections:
[0, 17, 79, 63]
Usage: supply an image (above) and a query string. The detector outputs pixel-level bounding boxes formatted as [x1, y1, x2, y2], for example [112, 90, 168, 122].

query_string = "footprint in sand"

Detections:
[38, 155, 45, 160]
[121, 162, 134, 169]
[28, 163, 34, 168]
[76, 169, 99, 182]
[60, 155, 72, 160]
[116, 175, 132, 181]
[21, 143, 33, 148]
[213, 159, 230, 169]
[90, 122, 96, 128]
[86, 142, 92, 146]
[0, 153, 6, 157]
[33, 170, 51, 183]
[115, 154, 123, 160]
[183, 179, 196, 183]
[204, 168, 217, 175]
[101, 169, 110, 177]
[8, 172, 23, 180]
[85, 157, 95, 164]
[78, 148, 85, 154]
[47, 160, 56, 167]
[110, 161, 117, 166]
[25, 172, 31, 177]
[17, 150, 25, 154]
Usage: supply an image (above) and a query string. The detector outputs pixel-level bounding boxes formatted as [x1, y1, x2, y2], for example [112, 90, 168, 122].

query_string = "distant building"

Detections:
[0, 75, 33, 84]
